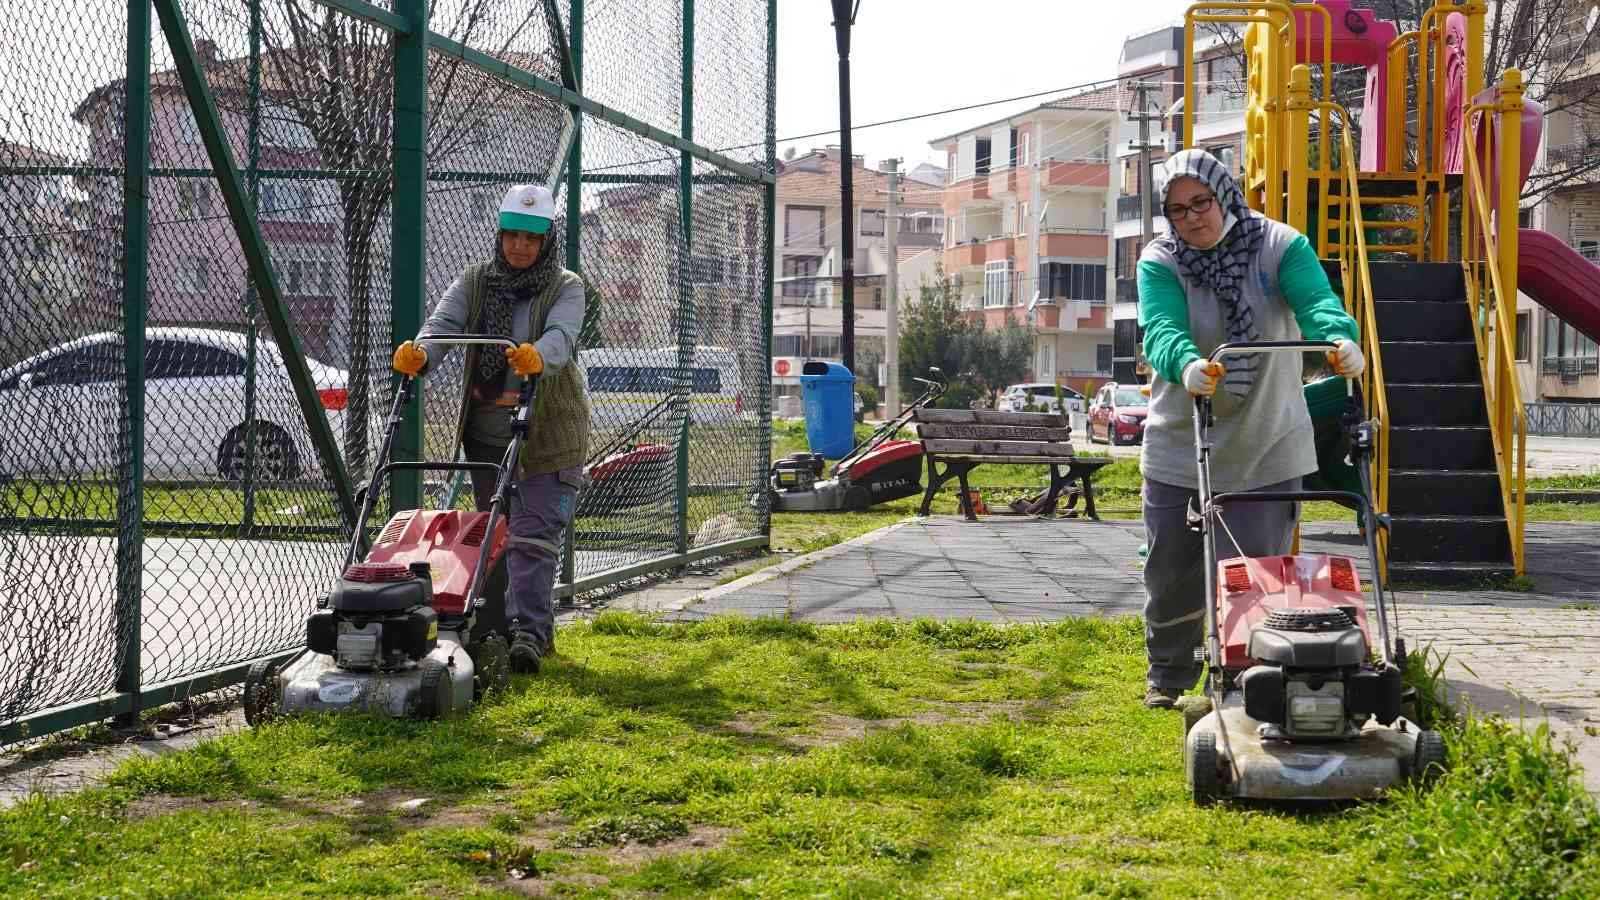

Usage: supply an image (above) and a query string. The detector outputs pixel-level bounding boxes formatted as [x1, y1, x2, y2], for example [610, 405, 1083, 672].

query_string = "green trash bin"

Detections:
[1302, 375, 1365, 527]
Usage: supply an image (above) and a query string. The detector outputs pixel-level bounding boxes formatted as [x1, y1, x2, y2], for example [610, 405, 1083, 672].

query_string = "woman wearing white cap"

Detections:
[391, 183, 589, 674]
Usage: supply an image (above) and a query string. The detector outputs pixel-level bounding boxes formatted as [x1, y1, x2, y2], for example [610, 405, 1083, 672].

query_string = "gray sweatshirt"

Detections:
[1136, 220, 1358, 493]
[418, 272, 585, 445]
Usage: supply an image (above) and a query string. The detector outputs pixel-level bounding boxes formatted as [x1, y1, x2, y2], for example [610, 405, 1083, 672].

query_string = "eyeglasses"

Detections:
[1164, 194, 1215, 221]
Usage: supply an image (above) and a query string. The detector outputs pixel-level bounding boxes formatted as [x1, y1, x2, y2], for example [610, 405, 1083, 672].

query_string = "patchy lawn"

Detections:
[2, 615, 1596, 897]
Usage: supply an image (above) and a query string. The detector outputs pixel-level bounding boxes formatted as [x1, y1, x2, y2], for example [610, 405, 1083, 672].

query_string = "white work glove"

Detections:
[1182, 358, 1224, 397]
[1327, 339, 1365, 378]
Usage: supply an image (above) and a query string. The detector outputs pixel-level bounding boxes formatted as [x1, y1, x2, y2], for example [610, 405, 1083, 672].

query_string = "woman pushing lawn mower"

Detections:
[1137, 150, 1364, 710]
[392, 183, 589, 676]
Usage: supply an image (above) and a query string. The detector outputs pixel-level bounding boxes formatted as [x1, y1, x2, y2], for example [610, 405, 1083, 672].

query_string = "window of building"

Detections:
[860, 208, 885, 236]
[975, 138, 992, 176]
[176, 180, 214, 218]
[1542, 309, 1600, 377]
[984, 259, 1012, 308]
[1039, 261, 1107, 302]
[784, 205, 824, 246]
[774, 335, 803, 357]
[1580, 240, 1600, 263]
[1096, 343, 1114, 373]
[809, 334, 841, 358]
[279, 246, 336, 296]
[781, 255, 821, 298]
[177, 256, 211, 293]
[1009, 127, 1021, 168]
[179, 109, 203, 145]
[260, 182, 319, 222]
[1515, 311, 1531, 362]
[261, 104, 316, 149]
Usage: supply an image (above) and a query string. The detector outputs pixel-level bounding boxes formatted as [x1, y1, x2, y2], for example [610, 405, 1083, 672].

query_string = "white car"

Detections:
[0, 328, 350, 481]
[581, 345, 752, 437]
[999, 382, 1085, 416]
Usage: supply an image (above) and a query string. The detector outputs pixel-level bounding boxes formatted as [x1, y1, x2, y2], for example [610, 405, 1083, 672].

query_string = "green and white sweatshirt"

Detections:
[1136, 220, 1359, 492]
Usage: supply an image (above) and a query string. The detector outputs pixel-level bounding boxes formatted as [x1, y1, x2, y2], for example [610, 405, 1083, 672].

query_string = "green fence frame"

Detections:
[0, 0, 776, 746]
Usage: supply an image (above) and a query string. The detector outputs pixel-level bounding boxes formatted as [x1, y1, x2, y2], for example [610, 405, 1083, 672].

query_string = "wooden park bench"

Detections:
[911, 408, 1113, 522]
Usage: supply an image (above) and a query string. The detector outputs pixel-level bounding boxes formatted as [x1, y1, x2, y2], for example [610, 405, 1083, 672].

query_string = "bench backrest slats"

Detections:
[920, 439, 1076, 458]
[916, 422, 1071, 442]
[913, 408, 1064, 428]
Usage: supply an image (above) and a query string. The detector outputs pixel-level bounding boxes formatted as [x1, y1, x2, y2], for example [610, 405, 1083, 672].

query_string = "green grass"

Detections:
[2, 616, 1596, 897]
[1529, 473, 1600, 491]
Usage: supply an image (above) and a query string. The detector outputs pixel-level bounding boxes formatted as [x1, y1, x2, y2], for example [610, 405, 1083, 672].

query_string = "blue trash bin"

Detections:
[799, 360, 856, 459]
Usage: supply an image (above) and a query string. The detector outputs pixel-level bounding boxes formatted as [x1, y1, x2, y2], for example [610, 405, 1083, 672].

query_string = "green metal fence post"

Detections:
[241, 0, 262, 532]
[675, 0, 696, 557]
[150, 0, 358, 528]
[389, 0, 429, 513]
[114, 0, 153, 724]
[562, 0, 584, 591]
[760, 0, 776, 539]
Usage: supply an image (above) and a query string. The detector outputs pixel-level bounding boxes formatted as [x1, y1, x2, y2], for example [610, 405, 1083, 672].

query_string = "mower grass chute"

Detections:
[1179, 341, 1445, 804]
[767, 368, 945, 513]
[243, 334, 531, 725]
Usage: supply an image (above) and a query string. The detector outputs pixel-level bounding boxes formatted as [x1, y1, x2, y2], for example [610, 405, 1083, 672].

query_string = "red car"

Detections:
[1087, 382, 1148, 445]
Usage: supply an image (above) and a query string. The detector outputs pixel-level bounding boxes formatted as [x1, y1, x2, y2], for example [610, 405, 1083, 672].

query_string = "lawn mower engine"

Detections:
[1184, 553, 1424, 801]
[771, 452, 826, 494]
[264, 509, 513, 722]
[768, 441, 925, 512]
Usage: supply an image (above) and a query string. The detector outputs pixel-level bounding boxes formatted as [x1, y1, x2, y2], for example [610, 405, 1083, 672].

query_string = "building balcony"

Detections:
[948, 174, 991, 202]
[983, 234, 1016, 259]
[1030, 299, 1112, 332]
[945, 241, 987, 269]
[1043, 159, 1109, 189]
[1041, 230, 1108, 257]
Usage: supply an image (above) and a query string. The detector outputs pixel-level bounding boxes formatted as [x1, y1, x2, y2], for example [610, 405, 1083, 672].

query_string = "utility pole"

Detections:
[831, 0, 857, 374]
[1128, 80, 1163, 251]
[884, 157, 900, 415]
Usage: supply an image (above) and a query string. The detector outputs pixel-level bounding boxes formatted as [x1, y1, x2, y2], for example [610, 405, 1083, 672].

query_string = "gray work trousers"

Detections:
[1142, 476, 1300, 691]
[464, 437, 580, 652]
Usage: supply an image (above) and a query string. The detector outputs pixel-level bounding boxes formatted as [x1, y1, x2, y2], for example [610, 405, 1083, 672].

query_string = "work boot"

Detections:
[1144, 685, 1182, 709]
[509, 632, 544, 674]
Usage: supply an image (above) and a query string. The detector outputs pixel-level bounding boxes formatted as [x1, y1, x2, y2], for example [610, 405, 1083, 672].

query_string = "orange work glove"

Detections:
[506, 342, 543, 377]
[392, 340, 428, 376]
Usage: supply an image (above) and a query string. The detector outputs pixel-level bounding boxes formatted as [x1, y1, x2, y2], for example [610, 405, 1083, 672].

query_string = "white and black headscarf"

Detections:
[1155, 149, 1266, 397]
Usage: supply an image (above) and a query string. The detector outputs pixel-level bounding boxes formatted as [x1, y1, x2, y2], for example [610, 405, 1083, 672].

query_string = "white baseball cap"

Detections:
[497, 184, 554, 235]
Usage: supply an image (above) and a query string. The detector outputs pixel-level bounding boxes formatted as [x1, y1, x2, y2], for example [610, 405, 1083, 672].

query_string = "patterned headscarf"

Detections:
[472, 218, 565, 392]
[1155, 149, 1266, 397]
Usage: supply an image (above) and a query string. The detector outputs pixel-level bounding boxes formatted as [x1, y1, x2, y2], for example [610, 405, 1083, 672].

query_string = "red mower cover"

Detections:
[1215, 553, 1370, 670]
[364, 509, 508, 615]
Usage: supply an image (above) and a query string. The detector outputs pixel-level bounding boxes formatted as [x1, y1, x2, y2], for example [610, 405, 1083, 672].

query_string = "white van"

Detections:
[580, 345, 750, 438]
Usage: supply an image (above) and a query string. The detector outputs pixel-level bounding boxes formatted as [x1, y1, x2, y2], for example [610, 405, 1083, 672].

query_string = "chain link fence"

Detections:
[0, 0, 774, 746]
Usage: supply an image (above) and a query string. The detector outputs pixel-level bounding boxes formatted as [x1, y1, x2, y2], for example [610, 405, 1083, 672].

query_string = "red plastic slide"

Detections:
[1518, 228, 1600, 342]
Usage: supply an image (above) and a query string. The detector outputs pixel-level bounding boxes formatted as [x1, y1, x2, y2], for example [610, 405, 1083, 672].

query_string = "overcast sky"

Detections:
[774, 0, 1193, 171]
[2, 0, 1195, 167]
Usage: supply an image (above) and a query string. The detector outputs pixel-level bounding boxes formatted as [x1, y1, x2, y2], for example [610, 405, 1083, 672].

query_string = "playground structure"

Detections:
[1182, 0, 1600, 580]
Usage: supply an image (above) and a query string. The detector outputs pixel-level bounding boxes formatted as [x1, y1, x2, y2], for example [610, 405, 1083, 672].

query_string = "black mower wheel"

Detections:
[415, 659, 452, 719]
[1190, 730, 1224, 806]
[843, 484, 873, 512]
[242, 659, 280, 727]
[1412, 729, 1447, 785]
[470, 635, 511, 699]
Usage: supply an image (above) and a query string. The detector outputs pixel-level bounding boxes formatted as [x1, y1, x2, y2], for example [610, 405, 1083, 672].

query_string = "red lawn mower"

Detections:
[767, 368, 945, 513]
[1180, 341, 1443, 803]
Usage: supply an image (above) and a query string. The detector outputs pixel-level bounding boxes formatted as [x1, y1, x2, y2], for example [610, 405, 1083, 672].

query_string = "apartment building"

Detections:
[1111, 23, 1247, 384]
[1525, 5, 1600, 405]
[928, 88, 1121, 398]
[771, 147, 945, 399]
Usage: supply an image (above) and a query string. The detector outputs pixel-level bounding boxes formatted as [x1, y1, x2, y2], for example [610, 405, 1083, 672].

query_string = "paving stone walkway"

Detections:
[666, 515, 1600, 792]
